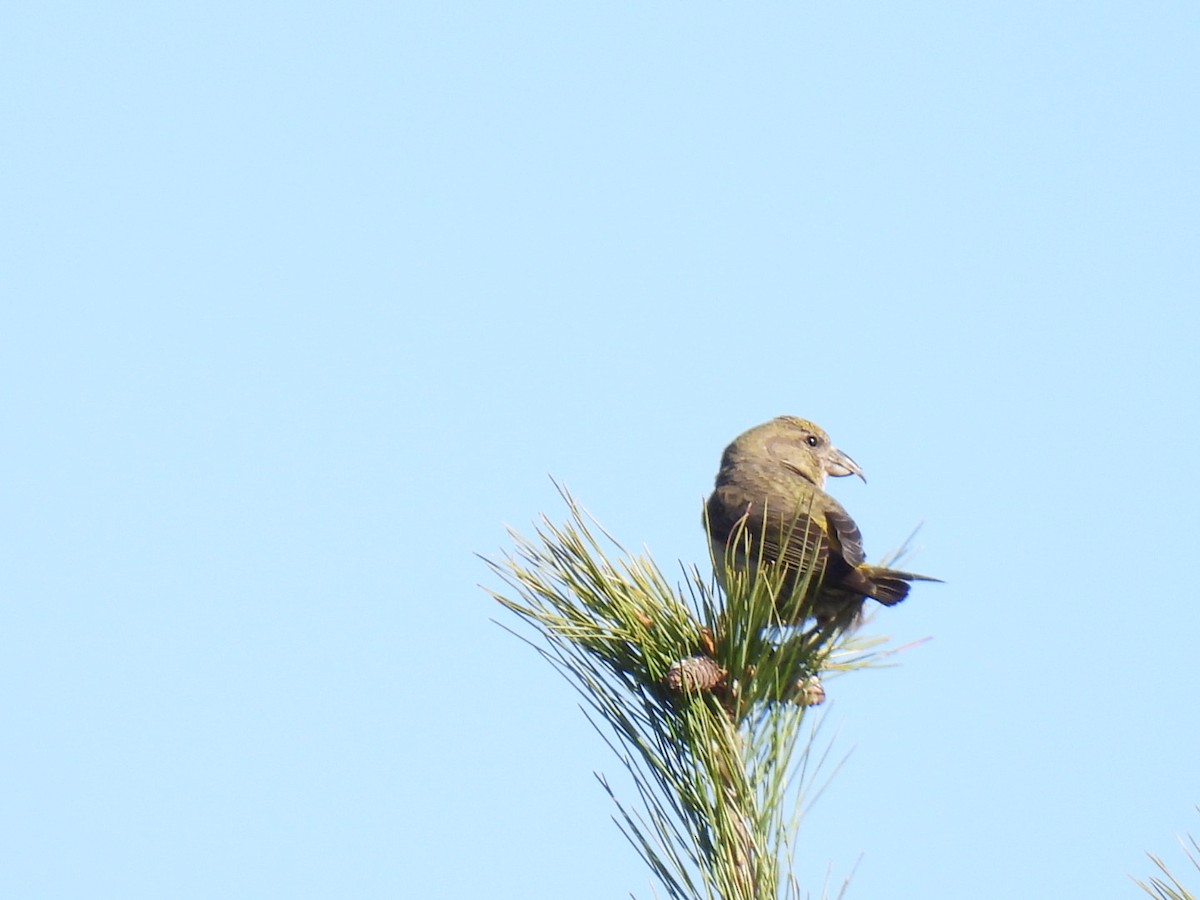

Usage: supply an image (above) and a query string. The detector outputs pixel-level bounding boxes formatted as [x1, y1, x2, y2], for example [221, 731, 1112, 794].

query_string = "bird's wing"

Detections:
[822, 503, 866, 568]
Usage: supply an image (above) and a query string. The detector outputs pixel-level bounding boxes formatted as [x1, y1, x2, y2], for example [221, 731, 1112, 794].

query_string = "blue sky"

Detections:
[3, 3, 1198, 898]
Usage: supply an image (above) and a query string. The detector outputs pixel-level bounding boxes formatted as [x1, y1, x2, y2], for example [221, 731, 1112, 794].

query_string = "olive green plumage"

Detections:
[705, 416, 938, 628]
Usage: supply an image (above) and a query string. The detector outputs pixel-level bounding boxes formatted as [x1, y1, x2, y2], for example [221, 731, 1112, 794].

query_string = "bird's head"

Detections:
[720, 416, 865, 487]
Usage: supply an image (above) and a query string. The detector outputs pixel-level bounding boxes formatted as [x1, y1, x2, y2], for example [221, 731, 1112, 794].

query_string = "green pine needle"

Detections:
[484, 484, 894, 900]
[1134, 825, 1200, 900]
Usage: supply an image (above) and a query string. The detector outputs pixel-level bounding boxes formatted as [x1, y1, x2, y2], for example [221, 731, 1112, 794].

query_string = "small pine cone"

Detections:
[794, 675, 826, 707]
[664, 655, 725, 694]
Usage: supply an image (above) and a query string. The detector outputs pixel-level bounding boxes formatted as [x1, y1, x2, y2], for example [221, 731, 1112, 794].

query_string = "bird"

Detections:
[704, 416, 937, 629]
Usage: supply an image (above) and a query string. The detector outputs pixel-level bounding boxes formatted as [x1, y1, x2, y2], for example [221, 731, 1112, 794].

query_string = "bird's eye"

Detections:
[805, 435, 819, 447]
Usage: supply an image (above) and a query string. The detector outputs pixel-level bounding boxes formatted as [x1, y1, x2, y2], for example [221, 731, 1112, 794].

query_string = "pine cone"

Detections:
[664, 655, 725, 693]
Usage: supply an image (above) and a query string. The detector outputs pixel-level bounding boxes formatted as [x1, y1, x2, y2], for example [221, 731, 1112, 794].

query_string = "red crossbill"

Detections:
[705, 416, 938, 628]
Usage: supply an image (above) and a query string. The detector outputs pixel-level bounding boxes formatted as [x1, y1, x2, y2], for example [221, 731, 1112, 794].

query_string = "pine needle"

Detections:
[484, 484, 891, 899]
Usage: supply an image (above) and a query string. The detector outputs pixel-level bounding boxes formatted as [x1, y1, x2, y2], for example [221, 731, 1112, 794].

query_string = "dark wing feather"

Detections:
[822, 504, 866, 567]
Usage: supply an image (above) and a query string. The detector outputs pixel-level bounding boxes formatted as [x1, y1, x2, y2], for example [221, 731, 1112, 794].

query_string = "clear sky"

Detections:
[3, 3, 1198, 898]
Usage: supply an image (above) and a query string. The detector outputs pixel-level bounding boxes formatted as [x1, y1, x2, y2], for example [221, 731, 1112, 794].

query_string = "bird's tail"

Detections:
[859, 565, 943, 606]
